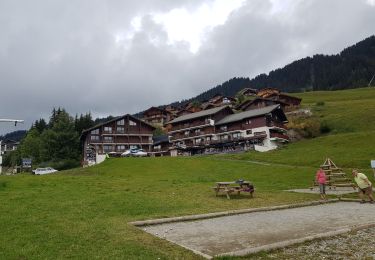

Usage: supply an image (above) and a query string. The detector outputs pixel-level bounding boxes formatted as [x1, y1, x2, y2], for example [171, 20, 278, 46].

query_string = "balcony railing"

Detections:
[170, 120, 213, 132]
[102, 130, 152, 135]
[270, 132, 289, 141]
[268, 122, 287, 130]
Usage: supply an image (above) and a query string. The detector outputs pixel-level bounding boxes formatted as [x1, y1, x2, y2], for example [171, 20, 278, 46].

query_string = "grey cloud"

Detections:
[0, 0, 374, 134]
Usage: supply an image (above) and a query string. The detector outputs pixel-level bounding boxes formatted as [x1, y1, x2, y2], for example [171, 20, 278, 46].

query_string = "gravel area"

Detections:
[142, 202, 375, 257]
[287, 187, 375, 195]
[258, 227, 375, 260]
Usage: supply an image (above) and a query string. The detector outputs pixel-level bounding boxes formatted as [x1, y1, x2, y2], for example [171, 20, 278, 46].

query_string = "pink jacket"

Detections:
[316, 170, 326, 184]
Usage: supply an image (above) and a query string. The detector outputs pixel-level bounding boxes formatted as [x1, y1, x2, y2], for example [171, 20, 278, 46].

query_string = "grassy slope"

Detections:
[0, 158, 316, 259]
[227, 87, 375, 170]
[1, 87, 374, 259]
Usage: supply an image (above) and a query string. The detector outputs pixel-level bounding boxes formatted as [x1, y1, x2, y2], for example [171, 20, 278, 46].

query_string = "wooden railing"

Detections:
[270, 132, 289, 140]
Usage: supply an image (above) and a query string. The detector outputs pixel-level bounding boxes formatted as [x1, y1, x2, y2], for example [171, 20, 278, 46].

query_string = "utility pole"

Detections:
[369, 73, 375, 87]
[0, 118, 24, 174]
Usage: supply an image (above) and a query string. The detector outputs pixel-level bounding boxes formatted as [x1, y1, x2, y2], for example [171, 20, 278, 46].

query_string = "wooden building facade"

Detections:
[142, 106, 174, 127]
[81, 115, 155, 164]
[167, 105, 289, 156]
[167, 106, 233, 155]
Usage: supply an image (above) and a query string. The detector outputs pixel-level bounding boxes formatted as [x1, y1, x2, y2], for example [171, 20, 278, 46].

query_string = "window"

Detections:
[103, 145, 113, 153]
[195, 138, 201, 144]
[104, 126, 112, 133]
[246, 130, 252, 135]
[233, 133, 242, 139]
[184, 131, 190, 136]
[116, 145, 126, 151]
[90, 135, 100, 141]
[91, 129, 99, 134]
[220, 135, 228, 140]
[103, 136, 113, 142]
[245, 119, 251, 125]
[116, 127, 125, 133]
[206, 136, 211, 142]
[220, 125, 227, 131]
[195, 129, 201, 134]
[117, 119, 125, 126]
[148, 136, 153, 142]
[129, 120, 137, 126]
[154, 145, 161, 150]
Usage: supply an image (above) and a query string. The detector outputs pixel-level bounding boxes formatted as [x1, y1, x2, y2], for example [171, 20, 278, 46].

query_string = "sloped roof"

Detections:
[81, 114, 155, 135]
[153, 135, 170, 145]
[236, 97, 287, 110]
[167, 106, 231, 124]
[216, 105, 281, 125]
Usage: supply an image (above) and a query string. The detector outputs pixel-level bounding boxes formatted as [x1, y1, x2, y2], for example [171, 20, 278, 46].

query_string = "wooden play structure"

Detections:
[312, 158, 356, 190]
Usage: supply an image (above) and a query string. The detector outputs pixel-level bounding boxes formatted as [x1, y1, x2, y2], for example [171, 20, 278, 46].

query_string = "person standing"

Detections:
[352, 169, 374, 204]
[316, 168, 327, 200]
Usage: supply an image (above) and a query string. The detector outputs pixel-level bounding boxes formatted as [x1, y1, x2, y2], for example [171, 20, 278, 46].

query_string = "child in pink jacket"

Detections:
[316, 168, 327, 200]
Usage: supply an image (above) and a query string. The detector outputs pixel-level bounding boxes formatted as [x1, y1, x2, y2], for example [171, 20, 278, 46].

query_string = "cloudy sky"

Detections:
[1, 0, 375, 134]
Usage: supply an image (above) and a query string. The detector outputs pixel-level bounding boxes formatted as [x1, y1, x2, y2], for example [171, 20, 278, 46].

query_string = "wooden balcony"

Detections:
[267, 122, 287, 130]
[170, 120, 212, 132]
[270, 132, 289, 141]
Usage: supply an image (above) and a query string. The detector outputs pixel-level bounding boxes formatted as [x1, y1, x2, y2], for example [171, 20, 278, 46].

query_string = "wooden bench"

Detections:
[213, 181, 254, 199]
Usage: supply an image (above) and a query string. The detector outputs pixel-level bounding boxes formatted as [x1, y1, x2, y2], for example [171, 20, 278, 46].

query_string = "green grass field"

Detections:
[1, 87, 374, 259]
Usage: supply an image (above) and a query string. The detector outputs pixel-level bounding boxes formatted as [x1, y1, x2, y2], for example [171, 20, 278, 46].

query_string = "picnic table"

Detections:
[212, 181, 254, 199]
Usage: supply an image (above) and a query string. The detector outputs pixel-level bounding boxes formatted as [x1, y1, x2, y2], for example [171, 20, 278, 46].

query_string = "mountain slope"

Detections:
[171, 35, 375, 107]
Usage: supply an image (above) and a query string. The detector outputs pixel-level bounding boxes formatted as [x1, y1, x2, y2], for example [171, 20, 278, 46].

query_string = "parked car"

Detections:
[132, 149, 148, 157]
[121, 149, 135, 157]
[121, 149, 148, 157]
[33, 167, 58, 175]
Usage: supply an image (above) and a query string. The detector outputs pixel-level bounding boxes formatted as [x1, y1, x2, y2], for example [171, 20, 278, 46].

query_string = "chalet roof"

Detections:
[153, 135, 170, 145]
[236, 97, 287, 110]
[238, 88, 258, 95]
[81, 114, 155, 136]
[144, 106, 165, 113]
[201, 102, 217, 110]
[167, 106, 231, 124]
[277, 93, 302, 101]
[216, 104, 284, 125]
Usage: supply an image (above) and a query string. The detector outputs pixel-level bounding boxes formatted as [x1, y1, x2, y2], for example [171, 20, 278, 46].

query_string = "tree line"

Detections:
[167, 35, 375, 108]
[3, 108, 95, 170]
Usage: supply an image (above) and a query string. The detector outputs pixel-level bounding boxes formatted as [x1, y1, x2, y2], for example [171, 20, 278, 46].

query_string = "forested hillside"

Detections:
[169, 35, 375, 108]
[0, 130, 27, 142]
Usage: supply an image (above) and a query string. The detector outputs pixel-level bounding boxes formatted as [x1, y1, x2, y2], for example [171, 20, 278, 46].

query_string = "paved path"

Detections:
[287, 187, 360, 195]
[143, 202, 375, 258]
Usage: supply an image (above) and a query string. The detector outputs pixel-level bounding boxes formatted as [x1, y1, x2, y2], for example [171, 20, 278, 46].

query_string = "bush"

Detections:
[320, 121, 331, 134]
[287, 116, 321, 138]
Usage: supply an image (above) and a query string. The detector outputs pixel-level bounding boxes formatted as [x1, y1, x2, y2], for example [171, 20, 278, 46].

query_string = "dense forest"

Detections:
[168, 35, 375, 108]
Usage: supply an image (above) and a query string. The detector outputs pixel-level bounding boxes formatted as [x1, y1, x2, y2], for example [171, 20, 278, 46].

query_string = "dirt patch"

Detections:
[140, 202, 375, 258]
